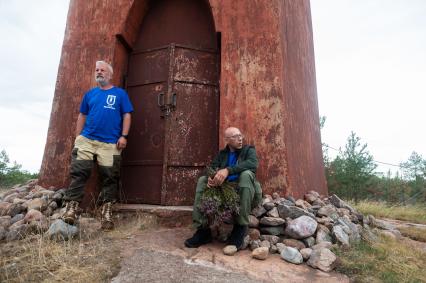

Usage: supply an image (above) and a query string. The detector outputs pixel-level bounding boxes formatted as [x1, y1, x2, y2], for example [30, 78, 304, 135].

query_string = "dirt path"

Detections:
[112, 227, 349, 283]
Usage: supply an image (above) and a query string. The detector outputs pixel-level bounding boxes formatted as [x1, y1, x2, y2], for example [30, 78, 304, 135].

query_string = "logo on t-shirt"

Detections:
[104, 95, 116, 110]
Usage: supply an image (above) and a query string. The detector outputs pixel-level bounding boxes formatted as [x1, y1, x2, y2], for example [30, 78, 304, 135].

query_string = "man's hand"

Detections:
[116, 137, 127, 150]
[211, 168, 229, 187]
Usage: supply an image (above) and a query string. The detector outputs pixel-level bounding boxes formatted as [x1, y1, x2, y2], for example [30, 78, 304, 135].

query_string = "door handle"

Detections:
[157, 93, 165, 108]
[171, 92, 177, 109]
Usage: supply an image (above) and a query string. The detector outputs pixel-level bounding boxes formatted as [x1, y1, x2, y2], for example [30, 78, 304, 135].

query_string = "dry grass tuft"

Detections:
[398, 226, 426, 243]
[334, 234, 426, 283]
[353, 201, 426, 224]
[0, 212, 159, 282]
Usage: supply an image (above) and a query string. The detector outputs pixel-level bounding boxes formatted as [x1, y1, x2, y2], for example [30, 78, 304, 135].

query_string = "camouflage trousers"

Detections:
[63, 135, 121, 204]
[192, 170, 262, 229]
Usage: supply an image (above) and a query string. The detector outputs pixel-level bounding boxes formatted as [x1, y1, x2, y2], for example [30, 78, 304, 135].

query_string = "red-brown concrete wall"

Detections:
[39, 0, 326, 201]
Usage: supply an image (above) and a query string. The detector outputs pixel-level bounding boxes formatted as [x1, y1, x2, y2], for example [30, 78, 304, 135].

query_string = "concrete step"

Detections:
[114, 204, 193, 227]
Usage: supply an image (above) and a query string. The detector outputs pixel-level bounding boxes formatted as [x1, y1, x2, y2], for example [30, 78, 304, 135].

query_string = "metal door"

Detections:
[122, 44, 219, 205]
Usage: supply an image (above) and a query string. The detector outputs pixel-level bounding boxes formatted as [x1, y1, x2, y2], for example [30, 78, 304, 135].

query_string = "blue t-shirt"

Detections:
[80, 87, 134, 143]
[227, 152, 239, 182]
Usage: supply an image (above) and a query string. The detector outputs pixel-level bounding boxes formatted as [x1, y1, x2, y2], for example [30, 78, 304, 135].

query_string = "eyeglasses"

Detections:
[226, 134, 244, 140]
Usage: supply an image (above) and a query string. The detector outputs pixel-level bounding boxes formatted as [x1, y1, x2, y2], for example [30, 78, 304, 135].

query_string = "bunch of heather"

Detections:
[198, 167, 240, 225]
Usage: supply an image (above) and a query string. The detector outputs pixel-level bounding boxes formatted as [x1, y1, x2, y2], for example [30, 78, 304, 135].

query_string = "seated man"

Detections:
[185, 127, 262, 249]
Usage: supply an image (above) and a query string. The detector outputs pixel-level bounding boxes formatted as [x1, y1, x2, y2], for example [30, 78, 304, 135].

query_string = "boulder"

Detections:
[282, 239, 306, 250]
[269, 244, 278, 254]
[252, 247, 269, 260]
[332, 225, 350, 247]
[24, 209, 45, 223]
[10, 213, 24, 225]
[260, 226, 284, 236]
[0, 216, 12, 228]
[223, 245, 238, 256]
[276, 242, 286, 254]
[248, 228, 261, 240]
[304, 192, 318, 204]
[280, 246, 303, 264]
[46, 219, 78, 240]
[263, 202, 276, 211]
[329, 194, 356, 213]
[0, 202, 13, 216]
[303, 236, 316, 248]
[259, 217, 285, 226]
[311, 241, 333, 250]
[317, 205, 337, 218]
[251, 205, 267, 218]
[250, 239, 261, 250]
[0, 226, 6, 240]
[307, 248, 337, 272]
[3, 193, 18, 203]
[248, 215, 259, 228]
[284, 216, 317, 239]
[241, 235, 250, 250]
[266, 207, 279, 218]
[260, 240, 271, 249]
[27, 198, 48, 211]
[277, 204, 315, 220]
[300, 248, 313, 261]
[316, 228, 332, 244]
[260, 234, 280, 245]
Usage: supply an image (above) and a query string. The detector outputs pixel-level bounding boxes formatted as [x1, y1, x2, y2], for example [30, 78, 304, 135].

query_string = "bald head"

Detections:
[224, 127, 244, 151]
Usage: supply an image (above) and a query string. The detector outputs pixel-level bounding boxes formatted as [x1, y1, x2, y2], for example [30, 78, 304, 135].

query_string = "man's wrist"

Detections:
[121, 134, 128, 139]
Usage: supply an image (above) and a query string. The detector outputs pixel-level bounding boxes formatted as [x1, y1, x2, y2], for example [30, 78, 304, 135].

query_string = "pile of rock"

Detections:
[0, 180, 100, 241]
[220, 191, 396, 272]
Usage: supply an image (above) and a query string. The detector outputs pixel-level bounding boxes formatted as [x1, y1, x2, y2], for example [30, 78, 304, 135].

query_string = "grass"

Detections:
[398, 226, 426, 243]
[333, 235, 426, 283]
[352, 200, 426, 224]
[0, 212, 159, 283]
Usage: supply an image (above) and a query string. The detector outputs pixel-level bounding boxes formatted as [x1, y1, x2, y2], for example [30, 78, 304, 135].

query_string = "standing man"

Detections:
[62, 60, 134, 230]
[185, 127, 262, 249]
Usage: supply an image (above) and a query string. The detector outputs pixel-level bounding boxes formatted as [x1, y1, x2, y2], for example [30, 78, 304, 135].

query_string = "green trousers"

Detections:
[192, 170, 262, 229]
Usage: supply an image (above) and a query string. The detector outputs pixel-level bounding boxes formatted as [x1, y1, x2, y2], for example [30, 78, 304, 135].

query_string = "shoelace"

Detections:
[103, 203, 112, 222]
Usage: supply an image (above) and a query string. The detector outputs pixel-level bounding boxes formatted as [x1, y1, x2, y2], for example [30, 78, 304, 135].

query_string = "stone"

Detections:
[316, 228, 332, 244]
[3, 193, 18, 203]
[333, 225, 350, 247]
[284, 216, 317, 239]
[304, 193, 318, 204]
[300, 248, 313, 260]
[337, 208, 351, 217]
[250, 239, 261, 250]
[10, 214, 24, 225]
[46, 219, 78, 240]
[217, 223, 233, 242]
[282, 239, 306, 250]
[263, 202, 275, 211]
[277, 204, 315, 220]
[317, 205, 337, 218]
[312, 198, 326, 207]
[275, 198, 294, 206]
[329, 194, 356, 213]
[259, 217, 285, 226]
[248, 228, 261, 240]
[272, 192, 280, 199]
[0, 202, 13, 216]
[223, 245, 238, 256]
[6, 224, 29, 241]
[12, 198, 26, 205]
[0, 226, 6, 240]
[276, 243, 286, 253]
[51, 213, 62, 220]
[28, 220, 49, 233]
[260, 240, 271, 249]
[251, 205, 267, 218]
[252, 247, 269, 260]
[44, 207, 54, 217]
[260, 234, 280, 245]
[52, 192, 63, 201]
[49, 201, 58, 210]
[260, 226, 284, 236]
[269, 244, 278, 254]
[0, 216, 12, 228]
[307, 248, 337, 272]
[280, 246, 303, 264]
[27, 198, 48, 211]
[380, 230, 397, 240]
[285, 195, 296, 203]
[24, 209, 45, 223]
[241, 235, 250, 250]
[312, 242, 333, 250]
[295, 199, 311, 210]
[303, 236, 316, 248]
[248, 215, 259, 228]
[266, 207, 279, 218]
[372, 218, 395, 230]
[262, 195, 273, 205]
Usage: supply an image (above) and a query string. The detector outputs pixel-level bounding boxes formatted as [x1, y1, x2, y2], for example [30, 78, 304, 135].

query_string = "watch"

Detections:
[121, 134, 128, 139]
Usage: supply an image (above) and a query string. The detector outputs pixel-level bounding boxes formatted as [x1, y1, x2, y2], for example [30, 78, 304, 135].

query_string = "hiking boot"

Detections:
[61, 200, 79, 225]
[184, 228, 212, 248]
[101, 202, 114, 230]
[226, 224, 248, 250]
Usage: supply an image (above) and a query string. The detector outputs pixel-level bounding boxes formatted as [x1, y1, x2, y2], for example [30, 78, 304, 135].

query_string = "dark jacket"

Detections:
[210, 145, 258, 175]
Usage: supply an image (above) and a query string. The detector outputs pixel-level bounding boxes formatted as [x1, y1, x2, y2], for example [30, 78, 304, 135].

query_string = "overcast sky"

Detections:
[0, 0, 424, 175]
